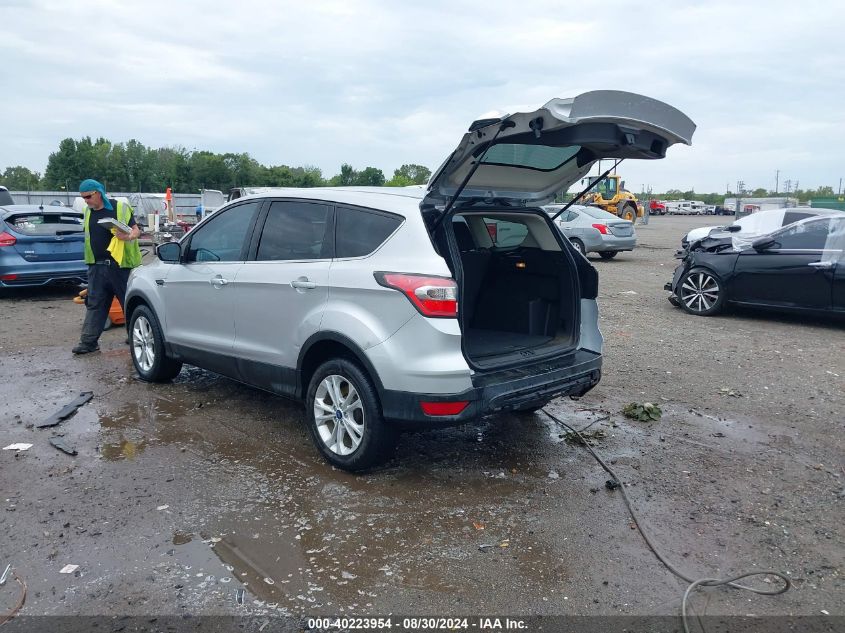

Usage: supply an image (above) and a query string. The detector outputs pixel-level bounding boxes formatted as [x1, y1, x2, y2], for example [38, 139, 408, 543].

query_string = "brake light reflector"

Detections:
[591, 223, 609, 235]
[0, 232, 16, 247]
[375, 272, 458, 318]
[420, 401, 469, 416]
[1, 274, 18, 281]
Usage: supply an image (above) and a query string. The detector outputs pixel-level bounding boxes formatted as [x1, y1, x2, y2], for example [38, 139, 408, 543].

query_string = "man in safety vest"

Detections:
[72, 179, 142, 354]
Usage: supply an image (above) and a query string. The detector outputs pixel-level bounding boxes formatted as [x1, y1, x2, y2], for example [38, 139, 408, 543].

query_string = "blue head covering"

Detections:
[79, 179, 113, 210]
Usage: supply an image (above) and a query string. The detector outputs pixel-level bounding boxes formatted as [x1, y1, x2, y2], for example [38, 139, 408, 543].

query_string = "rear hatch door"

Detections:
[422, 90, 695, 214]
[3, 208, 85, 262]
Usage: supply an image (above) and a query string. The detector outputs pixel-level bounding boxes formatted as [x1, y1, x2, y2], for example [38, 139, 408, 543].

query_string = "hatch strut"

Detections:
[430, 120, 516, 235]
[550, 159, 625, 221]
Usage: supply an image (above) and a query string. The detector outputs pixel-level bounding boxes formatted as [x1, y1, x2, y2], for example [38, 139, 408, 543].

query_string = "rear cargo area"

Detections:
[442, 210, 578, 369]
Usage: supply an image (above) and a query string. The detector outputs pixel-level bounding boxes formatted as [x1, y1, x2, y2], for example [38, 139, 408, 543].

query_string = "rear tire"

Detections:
[678, 268, 725, 316]
[569, 238, 586, 256]
[305, 358, 397, 472]
[129, 305, 183, 382]
[598, 251, 618, 260]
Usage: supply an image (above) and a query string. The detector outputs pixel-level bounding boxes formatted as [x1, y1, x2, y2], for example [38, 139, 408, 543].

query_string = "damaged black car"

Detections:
[666, 215, 845, 317]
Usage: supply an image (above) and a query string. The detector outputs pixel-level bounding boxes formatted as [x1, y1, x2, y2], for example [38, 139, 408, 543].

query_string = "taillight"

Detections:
[375, 272, 458, 318]
[0, 231, 16, 247]
[591, 223, 609, 235]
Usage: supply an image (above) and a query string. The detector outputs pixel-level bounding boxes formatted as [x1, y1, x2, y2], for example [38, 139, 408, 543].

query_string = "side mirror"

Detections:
[157, 242, 182, 263]
[751, 237, 776, 251]
[726, 225, 741, 233]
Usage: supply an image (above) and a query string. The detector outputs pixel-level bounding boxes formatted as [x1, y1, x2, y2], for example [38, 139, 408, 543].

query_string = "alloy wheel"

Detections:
[132, 315, 156, 372]
[313, 374, 365, 456]
[680, 271, 720, 314]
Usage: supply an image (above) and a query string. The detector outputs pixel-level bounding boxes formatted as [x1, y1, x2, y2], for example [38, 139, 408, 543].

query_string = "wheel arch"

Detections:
[297, 332, 385, 401]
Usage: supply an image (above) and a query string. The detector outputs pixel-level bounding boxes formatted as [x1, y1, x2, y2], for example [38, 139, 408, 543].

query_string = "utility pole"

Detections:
[775, 169, 779, 195]
[839, 178, 842, 195]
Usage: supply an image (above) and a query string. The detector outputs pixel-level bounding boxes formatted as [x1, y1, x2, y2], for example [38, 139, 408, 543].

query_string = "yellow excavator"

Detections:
[581, 174, 643, 222]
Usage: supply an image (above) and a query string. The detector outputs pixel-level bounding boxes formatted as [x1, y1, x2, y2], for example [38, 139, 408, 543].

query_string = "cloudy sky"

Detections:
[2, 0, 843, 194]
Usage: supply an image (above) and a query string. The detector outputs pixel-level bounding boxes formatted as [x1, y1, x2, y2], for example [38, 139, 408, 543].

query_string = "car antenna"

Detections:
[550, 159, 624, 221]
[430, 119, 516, 235]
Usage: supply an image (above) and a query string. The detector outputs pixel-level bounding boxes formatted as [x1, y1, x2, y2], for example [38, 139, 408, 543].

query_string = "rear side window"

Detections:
[7, 213, 83, 235]
[256, 201, 332, 261]
[335, 206, 401, 258]
[483, 217, 529, 248]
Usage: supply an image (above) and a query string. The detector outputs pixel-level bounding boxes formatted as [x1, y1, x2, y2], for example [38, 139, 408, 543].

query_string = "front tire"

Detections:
[305, 358, 397, 472]
[129, 305, 183, 382]
[620, 204, 637, 222]
[598, 251, 618, 260]
[678, 268, 725, 316]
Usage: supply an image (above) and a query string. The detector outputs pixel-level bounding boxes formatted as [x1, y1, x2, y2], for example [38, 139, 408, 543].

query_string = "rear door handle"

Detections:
[209, 275, 229, 288]
[808, 261, 834, 269]
[291, 278, 317, 290]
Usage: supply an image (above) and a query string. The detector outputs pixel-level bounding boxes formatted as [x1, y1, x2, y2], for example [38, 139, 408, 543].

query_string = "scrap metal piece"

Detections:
[236, 588, 245, 605]
[37, 392, 93, 429]
[0, 564, 10, 585]
[49, 437, 78, 456]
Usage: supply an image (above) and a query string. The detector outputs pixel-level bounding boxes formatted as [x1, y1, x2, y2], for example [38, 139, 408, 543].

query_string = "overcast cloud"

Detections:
[2, 0, 843, 193]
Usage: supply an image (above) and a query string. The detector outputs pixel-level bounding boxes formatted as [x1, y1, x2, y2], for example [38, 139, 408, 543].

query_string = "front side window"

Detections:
[185, 201, 260, 262]
[335, 206, 402, 258]
[773, 218, 832, 250]
[256, 201, 331, 261]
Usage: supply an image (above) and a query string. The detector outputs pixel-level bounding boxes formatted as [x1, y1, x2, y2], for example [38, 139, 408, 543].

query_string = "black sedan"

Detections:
[666, 215, 845, 316]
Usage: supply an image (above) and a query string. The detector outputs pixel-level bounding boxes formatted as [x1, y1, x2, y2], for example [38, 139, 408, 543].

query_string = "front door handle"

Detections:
[291, 278, 317, 290]
[808, 261, 834, 269]
[209, 275, 229, 288]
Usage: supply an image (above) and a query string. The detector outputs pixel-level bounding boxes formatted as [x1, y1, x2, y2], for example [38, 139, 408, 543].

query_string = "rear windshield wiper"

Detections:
[56, 229, 84, 235]
[550, 159, 624, 221]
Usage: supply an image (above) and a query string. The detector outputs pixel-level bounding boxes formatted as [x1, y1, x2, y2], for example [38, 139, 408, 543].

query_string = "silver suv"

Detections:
[125, 90, 694, 471]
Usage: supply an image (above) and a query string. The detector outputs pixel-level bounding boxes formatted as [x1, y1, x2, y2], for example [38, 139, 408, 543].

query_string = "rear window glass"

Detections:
[581, 206, 623, 221]
[8, 213, 83, 235]
[481, 144, 580, 171]
[335, 206, 402, 258]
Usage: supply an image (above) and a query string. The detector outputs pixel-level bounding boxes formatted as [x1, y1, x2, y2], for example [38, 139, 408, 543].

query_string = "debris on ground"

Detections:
[59, 564, 79, 574]
[622, 402, 662, 422]
[236, 588, 246, 605]
[2, 444, 33, 452]
[0, 564, 10, 585]
[605, 480, 621, 491]
[719, 387, 743, 397]
[564, 429, 608, 446]
[49, 436, 78, 456]
[37, 392, 94, 429]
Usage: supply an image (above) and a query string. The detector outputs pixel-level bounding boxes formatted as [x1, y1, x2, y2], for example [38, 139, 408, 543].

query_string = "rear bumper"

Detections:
[0, 264, 88, 287]
[380, 349, 602, 429]
[592, 236, 636, 252]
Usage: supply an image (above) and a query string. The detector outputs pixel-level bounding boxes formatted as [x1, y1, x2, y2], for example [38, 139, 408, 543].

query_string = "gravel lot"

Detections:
[0, 215, 842, 629]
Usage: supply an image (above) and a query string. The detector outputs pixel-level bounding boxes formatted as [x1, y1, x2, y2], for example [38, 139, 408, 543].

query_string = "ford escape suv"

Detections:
[125, 90, 695, 470]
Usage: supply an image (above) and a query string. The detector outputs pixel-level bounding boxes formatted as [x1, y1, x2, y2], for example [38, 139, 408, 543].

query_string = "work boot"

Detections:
[72, 343, 100, 355]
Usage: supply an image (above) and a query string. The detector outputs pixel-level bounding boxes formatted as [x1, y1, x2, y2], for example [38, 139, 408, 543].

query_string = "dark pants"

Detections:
[79, 261, 131, 347]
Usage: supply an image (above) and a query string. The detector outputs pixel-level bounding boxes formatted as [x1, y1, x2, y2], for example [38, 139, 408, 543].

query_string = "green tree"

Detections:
[354, 167, 386, 186]
[1, 166, 42, 190]
[390, 163, 431, 185]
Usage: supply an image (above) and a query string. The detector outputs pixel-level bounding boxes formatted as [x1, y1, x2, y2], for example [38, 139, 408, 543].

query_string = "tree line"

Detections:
[1, 136, 839, 203]
[0, 137, 432, 193]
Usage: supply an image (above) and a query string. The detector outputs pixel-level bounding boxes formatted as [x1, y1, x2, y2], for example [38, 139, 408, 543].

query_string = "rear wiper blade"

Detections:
[550, 160, 624, 221]
[56, 229, 83, 235]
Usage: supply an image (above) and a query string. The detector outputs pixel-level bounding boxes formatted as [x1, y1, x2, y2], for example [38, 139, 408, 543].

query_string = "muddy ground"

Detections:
[0, 216, 842, 628]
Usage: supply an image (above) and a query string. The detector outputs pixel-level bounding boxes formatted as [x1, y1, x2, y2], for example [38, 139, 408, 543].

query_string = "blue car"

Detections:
[0, 204, 88, 288]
